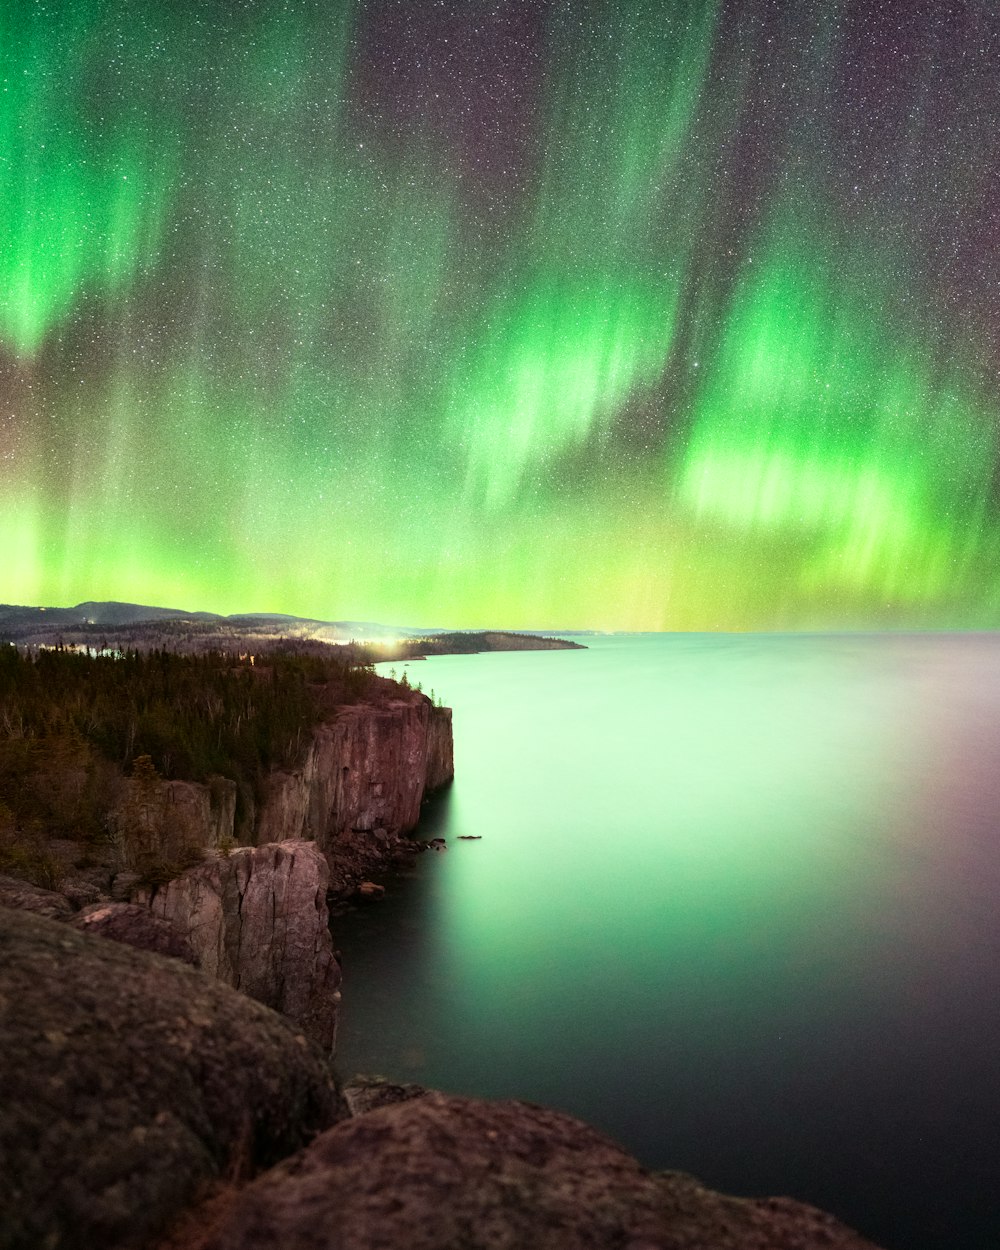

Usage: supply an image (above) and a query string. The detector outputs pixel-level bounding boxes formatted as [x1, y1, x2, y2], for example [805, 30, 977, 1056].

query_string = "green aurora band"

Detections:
[2, 0, 999, 629]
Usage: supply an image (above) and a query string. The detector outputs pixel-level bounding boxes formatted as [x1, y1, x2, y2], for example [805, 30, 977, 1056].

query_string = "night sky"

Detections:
[3, 0, 1000, 630]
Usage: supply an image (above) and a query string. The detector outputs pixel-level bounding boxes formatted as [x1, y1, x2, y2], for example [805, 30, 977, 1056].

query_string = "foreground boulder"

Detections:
[149, 840, 341, 1049]
[0, 906, 339, 1250]
[198, 1092, 885, 1250]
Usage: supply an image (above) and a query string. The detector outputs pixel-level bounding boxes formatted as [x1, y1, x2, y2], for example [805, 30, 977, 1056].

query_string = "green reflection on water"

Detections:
[426, 638, 907, 1014]
[346, 634, 1000, 1250]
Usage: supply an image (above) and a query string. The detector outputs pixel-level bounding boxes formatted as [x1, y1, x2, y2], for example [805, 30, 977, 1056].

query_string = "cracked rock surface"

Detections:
[150, 840, 341, 1048]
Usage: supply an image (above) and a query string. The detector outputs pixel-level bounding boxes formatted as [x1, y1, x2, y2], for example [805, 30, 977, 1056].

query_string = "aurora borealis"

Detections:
[3, 0, 1000, 630]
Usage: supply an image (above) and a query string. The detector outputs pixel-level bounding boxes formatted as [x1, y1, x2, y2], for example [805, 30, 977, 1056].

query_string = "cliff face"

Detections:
[256, 697, 453, 861]
[424, 704, 455, 793]
[107, 693, 452, 882]
[124, 694, 452, 1039]
[109, 774, 237, 854]
[149, 840, 341, 1050]
[161, 777, 238, 847]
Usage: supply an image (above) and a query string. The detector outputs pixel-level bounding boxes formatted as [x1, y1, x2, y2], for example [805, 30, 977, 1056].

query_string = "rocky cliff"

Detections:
[96, 691, 452, 899]
[149, 841, 341, 1050]
[255, 697, 453, 877]
[0, 687, 452, 1055]
[109, 693, 453, 878]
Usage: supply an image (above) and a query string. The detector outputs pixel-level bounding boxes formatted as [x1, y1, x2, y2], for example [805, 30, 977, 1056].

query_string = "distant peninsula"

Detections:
[376, 631, 586, 660]
[0, 601, 586, 657]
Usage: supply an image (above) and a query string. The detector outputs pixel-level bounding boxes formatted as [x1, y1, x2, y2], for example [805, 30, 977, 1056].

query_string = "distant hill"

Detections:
[0, 601, 440, 639]
[0, 601, 584, 654]
[73, 601, 223, 625]
[0, 601, 221, 632]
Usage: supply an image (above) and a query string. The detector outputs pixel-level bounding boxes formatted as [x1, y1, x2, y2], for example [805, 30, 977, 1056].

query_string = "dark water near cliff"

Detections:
[334, 634, 1000, 1250]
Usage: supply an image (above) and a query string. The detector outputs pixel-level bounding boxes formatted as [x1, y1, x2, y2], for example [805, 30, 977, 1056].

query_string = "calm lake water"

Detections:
[334, 634, 1000, 1250]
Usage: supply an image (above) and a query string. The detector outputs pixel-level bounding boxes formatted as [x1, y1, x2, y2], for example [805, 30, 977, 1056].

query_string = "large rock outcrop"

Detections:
[71, 901, 199, 965]
[256, 698, 453, 869]
[194, 1092, 887, 1250]
[0, 871, 73, 920]
[149, 841, 340, 1049]
[0, 906, 339, 1250]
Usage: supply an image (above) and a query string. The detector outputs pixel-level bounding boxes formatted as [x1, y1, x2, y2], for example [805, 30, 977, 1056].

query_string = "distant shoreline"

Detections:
[0, 600, 586, 657]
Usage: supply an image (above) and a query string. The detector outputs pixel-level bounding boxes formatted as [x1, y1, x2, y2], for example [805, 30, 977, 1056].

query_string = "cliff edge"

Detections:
[256, 694, 453, 892]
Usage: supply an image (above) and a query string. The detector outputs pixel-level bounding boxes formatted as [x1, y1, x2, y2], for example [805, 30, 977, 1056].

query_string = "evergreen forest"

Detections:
[0, 645, 384, 887]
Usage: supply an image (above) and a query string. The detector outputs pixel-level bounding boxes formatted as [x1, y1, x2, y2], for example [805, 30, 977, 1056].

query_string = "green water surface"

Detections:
[336, 634, 1000, 1250]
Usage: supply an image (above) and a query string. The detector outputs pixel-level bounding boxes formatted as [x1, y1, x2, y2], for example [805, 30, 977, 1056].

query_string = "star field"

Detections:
[2, 0, 999, 629]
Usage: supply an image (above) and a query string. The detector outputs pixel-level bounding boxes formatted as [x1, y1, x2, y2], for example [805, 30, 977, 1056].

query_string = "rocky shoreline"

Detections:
[0, 905, 887, 1250]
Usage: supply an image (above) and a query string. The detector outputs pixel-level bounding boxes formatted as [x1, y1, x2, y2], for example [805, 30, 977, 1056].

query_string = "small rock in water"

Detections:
[357, 881, 386, 901]
[457, 835, 482, 841]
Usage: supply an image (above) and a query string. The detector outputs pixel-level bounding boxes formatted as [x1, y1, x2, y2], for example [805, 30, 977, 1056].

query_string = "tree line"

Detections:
[0, 645, 385, 884]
